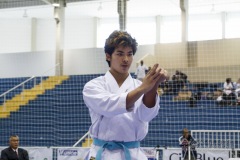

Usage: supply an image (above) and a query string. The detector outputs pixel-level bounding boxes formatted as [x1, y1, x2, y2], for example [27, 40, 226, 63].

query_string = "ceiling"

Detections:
[0, 0, 240, 19]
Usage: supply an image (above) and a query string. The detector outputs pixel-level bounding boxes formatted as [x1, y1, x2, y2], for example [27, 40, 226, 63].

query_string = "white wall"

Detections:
[64, 18, 97, 49]
[63, 45, 152, 75]
[36, 18, 56, 51]
[0, 45, 152, 78]
[64, 48, 108, 75]
[0, 51, 56, 78]
[0, 17, 97, 54]
[0, 18, 31, 54]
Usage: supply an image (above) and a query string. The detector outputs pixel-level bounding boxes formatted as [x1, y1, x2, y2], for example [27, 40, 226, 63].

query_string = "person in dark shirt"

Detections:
[1, 135, 29, 160]
[179, 128, 197, 160]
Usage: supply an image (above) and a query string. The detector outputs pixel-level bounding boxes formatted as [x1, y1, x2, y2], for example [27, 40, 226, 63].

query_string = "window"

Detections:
[97, 18, 119, 48]
[160, 16, 181, 43]
[225, 12, 240, 38]
[97, 17, 156, 47]
[188, 14, 222, 41]
[127, 17, 156, 45]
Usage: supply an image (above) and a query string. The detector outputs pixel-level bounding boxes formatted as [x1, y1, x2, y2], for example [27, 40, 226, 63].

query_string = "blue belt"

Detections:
[93, 138, 140, 160]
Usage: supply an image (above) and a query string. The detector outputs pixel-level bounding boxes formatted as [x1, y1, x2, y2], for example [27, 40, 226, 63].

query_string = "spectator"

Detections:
[135, 60, 148, 81]
[223, 78, 234, 94]
[175, 70, 188, 83]
[235, 78, 240, 100]
[83, 30, 168, 160]
[179, 128, 197, 160]
[0, 135, 29, 160]
[222, 78, 236, 105]
[147, 66, 152, 74]
[165, 72, 184, 95]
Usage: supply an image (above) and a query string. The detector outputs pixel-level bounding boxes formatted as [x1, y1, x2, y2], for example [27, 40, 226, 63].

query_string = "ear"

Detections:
[106, 53, 111, 61]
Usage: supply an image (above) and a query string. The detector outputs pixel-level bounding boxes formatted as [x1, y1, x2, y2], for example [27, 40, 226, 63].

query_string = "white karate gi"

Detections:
[83, 71, 160, 160]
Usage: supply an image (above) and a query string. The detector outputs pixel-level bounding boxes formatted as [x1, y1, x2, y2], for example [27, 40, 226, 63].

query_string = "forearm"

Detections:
[126, 63, 167, 110]
[126, 85, 146, 110]
[143, 88, 158, 108]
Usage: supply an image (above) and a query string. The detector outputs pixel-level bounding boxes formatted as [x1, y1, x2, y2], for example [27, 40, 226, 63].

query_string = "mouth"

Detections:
[121, 65, 129, 68]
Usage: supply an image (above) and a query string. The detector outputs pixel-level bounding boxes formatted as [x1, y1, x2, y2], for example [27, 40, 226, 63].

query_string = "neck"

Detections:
[109, 70, 129, 87]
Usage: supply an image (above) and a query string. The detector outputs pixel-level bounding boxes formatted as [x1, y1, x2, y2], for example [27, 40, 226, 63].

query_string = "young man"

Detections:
[0, 135, 29, 160]
[83, 30, 168, 160]
[179, 128, 197, 160]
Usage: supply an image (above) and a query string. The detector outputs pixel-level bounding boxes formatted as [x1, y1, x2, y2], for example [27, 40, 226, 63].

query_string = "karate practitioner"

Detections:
[83, 30, 168, 160]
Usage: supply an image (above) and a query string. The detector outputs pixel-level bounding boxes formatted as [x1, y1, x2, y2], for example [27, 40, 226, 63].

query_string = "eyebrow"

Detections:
[116, 50, 133, 53]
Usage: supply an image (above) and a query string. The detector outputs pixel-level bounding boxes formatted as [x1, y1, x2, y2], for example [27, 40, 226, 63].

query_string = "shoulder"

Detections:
[18, 148, 28, 154]
[189, 135, 195, 140]
[18, 148, 27, 151]
[1, 147, 11, 153]
[84, 76, 105, 87]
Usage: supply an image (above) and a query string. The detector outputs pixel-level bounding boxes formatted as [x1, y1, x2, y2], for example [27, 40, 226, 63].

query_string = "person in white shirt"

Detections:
[83, 30, 168, 160]
[135, 60, 148, 81]
[223, 78, 236, 105]
[235, 78, 240, 99]
[223, 78, 234, 95]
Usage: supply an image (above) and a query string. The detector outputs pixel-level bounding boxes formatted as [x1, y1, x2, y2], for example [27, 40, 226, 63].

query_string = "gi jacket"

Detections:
[83, 71, 160, 160]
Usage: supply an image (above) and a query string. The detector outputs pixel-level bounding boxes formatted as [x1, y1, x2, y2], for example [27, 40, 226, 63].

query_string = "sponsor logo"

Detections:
[169, 153, 224, 160]
[59, 149, 78, 156]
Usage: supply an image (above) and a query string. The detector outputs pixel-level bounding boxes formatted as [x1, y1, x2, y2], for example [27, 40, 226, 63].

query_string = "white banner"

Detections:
[141, 147, 157, 160]
[0, 147, 52, 160]
[26, 148, 52, 160]
[57, 147, 157, 160]
[57, 148, 89, 160]
[163, 148, 229, 160]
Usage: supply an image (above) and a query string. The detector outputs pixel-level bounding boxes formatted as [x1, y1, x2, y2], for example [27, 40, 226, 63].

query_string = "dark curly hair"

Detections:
[104, 30, 138, 67]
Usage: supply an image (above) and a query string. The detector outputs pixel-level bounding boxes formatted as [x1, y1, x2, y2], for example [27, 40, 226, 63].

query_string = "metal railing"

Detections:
[73, 131, 90, 147]
[0, 63, 59, 111]
[191, 130, 240, 149]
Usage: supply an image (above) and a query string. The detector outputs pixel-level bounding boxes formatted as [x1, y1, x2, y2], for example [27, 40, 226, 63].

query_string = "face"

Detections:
[9, 136, 19, 149]
[183, 131, 189, 138]
[106, 46, 133, 76]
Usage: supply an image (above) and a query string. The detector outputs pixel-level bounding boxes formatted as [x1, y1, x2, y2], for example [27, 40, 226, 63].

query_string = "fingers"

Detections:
[152, 66, 167, 79]
[147, 64, 159, 75]
[145, 63, 168, 83]
[154, 66, 168, 82]
[159, 69, 168, 83]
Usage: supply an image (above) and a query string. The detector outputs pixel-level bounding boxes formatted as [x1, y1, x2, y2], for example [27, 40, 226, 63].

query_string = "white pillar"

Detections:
[118, 0, 127, 31]
[156, 16, 161, 44]
[31, 18, 37, 52]
[54, 0, 66, 76]
[180, 0, 188, 42]
[221, 12, 226, 39]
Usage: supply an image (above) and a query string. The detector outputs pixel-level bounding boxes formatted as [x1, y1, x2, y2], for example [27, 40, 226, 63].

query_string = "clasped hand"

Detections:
[141, 63, 168, 93]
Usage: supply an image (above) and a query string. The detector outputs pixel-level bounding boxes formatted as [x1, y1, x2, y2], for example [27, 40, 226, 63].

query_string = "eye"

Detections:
[128, 53, 133, 56]
[117, 53, 123, 56]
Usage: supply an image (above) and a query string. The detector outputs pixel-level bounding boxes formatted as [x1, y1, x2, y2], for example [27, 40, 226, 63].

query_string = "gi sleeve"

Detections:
[136, 93, 160, 122]
[83, 80, 128, 118]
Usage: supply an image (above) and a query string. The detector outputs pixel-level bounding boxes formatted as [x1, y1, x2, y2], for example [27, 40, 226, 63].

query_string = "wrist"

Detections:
[138, 84, 149, 94]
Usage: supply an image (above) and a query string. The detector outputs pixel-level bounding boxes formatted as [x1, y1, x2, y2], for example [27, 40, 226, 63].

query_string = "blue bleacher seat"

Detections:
[1, 77, 240, 148]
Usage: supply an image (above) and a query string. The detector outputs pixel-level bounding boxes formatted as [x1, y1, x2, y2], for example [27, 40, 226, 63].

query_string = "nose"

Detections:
[123, 55, 128, 62]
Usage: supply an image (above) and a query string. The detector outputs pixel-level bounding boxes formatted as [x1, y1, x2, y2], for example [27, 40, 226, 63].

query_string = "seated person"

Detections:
[1, 135, 29, 160]
[179, 128, 197, 160]
[222, 78, 236, 105]
[175, 70, 188, 83]
[235, 78, 240, 100]
[171, 74, 184, 94]
[223, 78, 234, 94]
